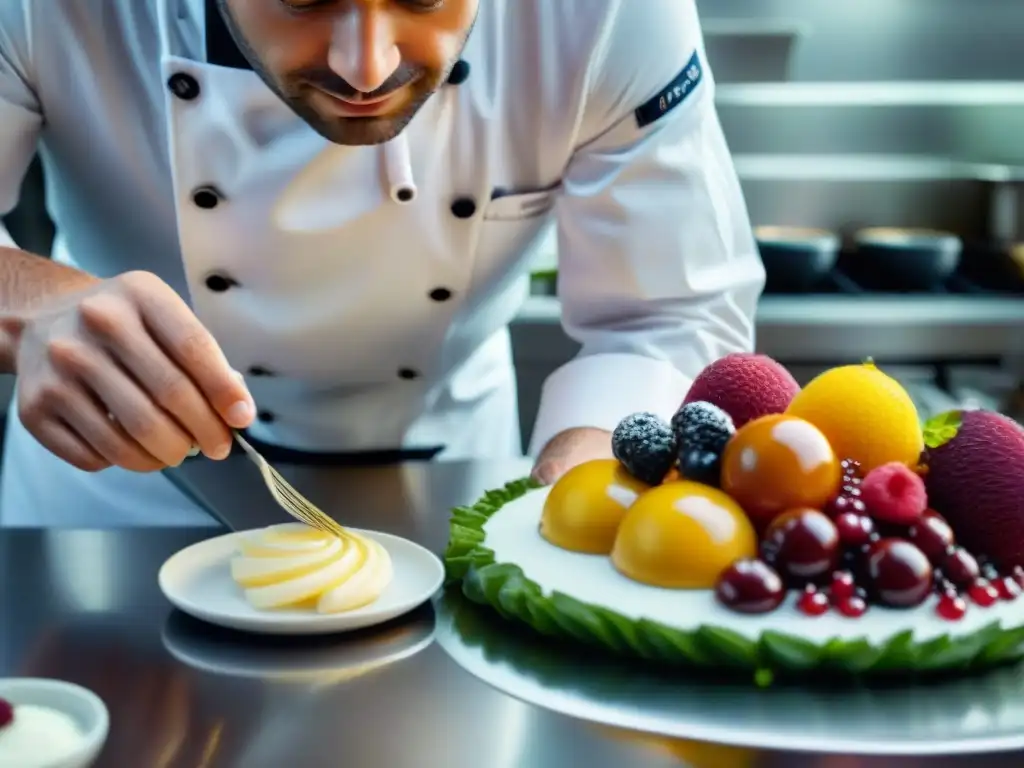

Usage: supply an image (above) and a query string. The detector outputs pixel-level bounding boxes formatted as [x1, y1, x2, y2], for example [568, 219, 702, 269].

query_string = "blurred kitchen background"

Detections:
[2, 0, 1022, 456]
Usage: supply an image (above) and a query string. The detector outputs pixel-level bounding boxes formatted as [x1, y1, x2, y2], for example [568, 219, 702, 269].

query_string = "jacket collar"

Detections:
[204, 0, 254, 69]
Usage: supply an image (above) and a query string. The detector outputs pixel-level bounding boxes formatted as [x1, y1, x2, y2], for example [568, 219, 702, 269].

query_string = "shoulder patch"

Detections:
[634, 50, 704, 129]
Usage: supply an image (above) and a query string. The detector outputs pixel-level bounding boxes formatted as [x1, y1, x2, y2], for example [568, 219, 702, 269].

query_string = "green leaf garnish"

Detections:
[443, 476, 1024, 685]
[923, 410, 963, 449]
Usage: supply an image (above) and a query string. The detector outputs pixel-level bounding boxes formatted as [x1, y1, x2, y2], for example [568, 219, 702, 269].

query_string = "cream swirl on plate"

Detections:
[231, 524, 393, 613]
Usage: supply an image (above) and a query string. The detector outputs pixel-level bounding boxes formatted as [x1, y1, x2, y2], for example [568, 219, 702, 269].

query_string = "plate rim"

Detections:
[435, 598, 1024, 756]
[158, 527, 445, 635]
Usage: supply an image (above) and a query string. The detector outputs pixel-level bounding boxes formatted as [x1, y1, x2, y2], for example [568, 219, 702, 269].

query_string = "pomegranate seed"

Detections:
[842, 485, 862, 498]
[830, 571, 856, 601]
[997, 577, 1021, 601]
[1013, 566, 1024, 589]
[936, 593, 967, 621]
[835, 595, 868, 617]
[969, 578, 999, 607]
[797, 586, 829, 617]
[826, 496, 853, 517]
[0, 698, 12, 728]
[848, 498, 868, 515]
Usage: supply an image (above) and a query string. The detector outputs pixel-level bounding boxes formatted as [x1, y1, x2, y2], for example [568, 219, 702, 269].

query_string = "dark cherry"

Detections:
[835, 513, 875, 547]
[835, 594, 868, 618]
[715, 559, 786, 614]
[797, 585, 830, 616]
[866, 539, 933, 608]
[0, 697, 11, 728]
[829, 570, 857, 601]
[763, 508, 840, 584]
[942, 547, 980, 587]
[968, 578, 999, 607]
[908, 515, 956, 563]
[936, 593, 967, 621]
[997, 576, 1021, 601]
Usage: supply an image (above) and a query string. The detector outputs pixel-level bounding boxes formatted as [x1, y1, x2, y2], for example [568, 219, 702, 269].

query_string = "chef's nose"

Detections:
[327, 8, 401, 94]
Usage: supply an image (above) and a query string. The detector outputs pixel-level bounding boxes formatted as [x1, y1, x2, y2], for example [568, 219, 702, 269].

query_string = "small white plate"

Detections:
[0, 678, 109, 768]
[158, 528, 445, 635]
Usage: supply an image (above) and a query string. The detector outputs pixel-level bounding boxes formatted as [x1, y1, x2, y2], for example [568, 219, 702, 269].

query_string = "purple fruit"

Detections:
[924, 410, 1024, 569]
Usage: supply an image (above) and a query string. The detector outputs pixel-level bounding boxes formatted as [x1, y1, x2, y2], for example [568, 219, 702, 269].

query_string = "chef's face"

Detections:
[218, 0, 478, 145]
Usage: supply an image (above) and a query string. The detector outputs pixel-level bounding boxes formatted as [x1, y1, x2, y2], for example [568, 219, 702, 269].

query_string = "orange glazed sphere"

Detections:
[540, 459, 651, 554]
[610, 481, 758, 589]
[721, 414, 842, 526]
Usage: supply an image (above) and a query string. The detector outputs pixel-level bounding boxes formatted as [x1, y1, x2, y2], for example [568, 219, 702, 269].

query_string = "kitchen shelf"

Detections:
[716, 81, 1024, 107]
[513, 295, 1024, 363]
[732, 154, 1024, 183]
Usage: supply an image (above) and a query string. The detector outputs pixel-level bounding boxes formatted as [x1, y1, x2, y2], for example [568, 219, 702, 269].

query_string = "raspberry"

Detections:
[671, 401, 734, 486]
[860, 462, 928, 525]
[611, 412, 677, 486]
[0, 698, 12, 728]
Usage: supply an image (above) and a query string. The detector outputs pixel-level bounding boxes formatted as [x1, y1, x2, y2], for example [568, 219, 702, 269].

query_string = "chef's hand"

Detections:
[531, 427, 614, 485]
[13, 270, 255, 472]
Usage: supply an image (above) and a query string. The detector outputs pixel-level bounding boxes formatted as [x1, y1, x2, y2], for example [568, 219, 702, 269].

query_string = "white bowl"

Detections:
[0, 678, 109, 768]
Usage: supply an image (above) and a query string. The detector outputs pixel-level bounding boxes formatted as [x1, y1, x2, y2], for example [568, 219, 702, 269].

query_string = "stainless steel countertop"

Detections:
[3, 456, 1024, 767]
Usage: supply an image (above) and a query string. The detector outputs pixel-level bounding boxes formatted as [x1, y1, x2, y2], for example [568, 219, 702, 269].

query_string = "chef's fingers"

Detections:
[45, 333, 191, 469]
[123, 273, 255, 428]
[52, 382, 167, 472]
[28, 417, 111, 473]
[86, 306, 233, 460]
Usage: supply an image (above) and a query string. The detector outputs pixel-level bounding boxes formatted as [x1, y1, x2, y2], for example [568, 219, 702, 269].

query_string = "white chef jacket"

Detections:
[0, 0, 763, 527]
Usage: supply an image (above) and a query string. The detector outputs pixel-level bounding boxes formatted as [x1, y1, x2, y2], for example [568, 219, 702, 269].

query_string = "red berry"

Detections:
[0, 698, 12, 728]
[866, 539, 933, 608]
[997, 576, 1021, 601]
[936, 593, 967, 621]
[762, 509, 840, 584]
[969, 578, 999, 607]
[829, 570, 857, 601]
[797, 586, 830, 616]
[860, 462, 928, 525]
[716, 559, 786, 614]
[835, 594, 868, 617]
[943, 547, 980, 587]
[907, 515, 955, 563]
[842, 484, 862, 498]
[835, 512, 875, 547]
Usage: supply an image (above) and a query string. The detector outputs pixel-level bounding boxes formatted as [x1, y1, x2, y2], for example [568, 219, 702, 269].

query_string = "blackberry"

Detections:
[671, 401, 735, 486]
[679, 449, 721, 487]
[611, 412, 677, 486]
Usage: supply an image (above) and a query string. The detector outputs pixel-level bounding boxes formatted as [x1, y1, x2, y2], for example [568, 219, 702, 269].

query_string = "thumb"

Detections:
[530, 458, 567, 486]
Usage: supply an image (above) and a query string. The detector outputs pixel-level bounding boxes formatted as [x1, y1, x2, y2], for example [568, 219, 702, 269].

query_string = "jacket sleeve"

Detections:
[0, 1, 43, 248]
[528, 0, 765, 455]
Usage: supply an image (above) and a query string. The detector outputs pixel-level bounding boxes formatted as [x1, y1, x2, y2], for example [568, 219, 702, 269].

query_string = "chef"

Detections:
[0, 0, 763, 527]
